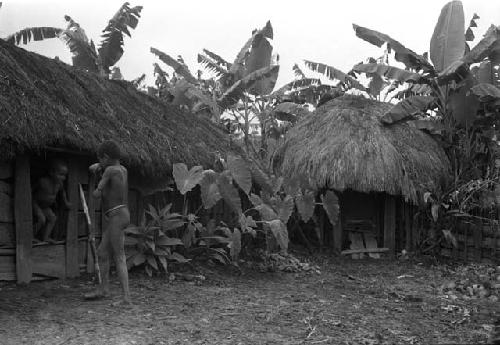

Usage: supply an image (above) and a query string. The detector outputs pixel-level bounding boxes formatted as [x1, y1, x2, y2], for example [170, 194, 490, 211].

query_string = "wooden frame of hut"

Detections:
[278, 95, 450, 256]
[0, 40, 234, 282]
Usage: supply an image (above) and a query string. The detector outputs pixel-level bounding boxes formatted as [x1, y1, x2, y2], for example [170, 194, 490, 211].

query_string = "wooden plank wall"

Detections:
[15, 156, 33, 283]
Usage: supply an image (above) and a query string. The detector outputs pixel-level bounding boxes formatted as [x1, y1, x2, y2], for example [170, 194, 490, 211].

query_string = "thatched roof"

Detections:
[276, 95, 450, 203]
[0, 39, 235, 180]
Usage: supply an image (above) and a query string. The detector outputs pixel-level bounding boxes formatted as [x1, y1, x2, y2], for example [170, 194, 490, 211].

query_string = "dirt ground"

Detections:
[0, 255, 498, 345]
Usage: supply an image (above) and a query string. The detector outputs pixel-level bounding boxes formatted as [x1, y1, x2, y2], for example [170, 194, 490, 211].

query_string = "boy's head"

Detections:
[49, 159, 68, 182]
[97, 140, 121, 166]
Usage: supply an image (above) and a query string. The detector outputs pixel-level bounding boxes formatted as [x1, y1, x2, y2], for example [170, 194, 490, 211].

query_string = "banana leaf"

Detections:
[202, 48, 231, 69]
[304, 60, 365, 92]
[430, 0, 465, 72]
[272, 102, 310, 122]
[471, 83, 500, 102]
[98, 2, 142, 71]
[293, 64, 306, 79]
[197, 54, 228, 78]
[353, 63, 422, 83]
[218, 65, 279, 110]
[60, 17, 99, 71]
[151, 47, 198, 84]
[245, 34, 274, 95]
[381, 95, 435, 124]
[439, 25, 500, 79]
[6, 27, 63, 45]
[353, 24, 434, 73]
[272, 78, 322, 97]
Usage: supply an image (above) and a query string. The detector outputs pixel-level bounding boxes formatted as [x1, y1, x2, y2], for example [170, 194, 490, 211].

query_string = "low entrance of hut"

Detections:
[339, 191, 384, 258]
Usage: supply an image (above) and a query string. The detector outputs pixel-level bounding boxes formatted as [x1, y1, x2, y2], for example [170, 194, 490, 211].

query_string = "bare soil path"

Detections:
[0, 256, 498, 345]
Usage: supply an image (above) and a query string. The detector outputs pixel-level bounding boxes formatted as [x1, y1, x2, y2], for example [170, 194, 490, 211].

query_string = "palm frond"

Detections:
[304, 60, 366, 91]
[151, 47, 198, 84]
[6, 27, 63, 45]
[293, 63, 306, 79]
[202, 48, 231, 69]
[197, 53, 228, 78]
[60, 16, 99, 71]
[98, 2, 143, 71]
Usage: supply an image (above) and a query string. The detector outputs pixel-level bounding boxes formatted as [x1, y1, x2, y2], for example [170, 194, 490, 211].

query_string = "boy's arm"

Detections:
[93, 167, 113, 199]
[59, 187, 71, 209]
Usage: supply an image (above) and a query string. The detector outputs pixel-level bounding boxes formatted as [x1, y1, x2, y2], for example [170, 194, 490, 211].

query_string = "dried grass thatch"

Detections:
[276, 95, 450, 203]
[0, 39, 235, 180]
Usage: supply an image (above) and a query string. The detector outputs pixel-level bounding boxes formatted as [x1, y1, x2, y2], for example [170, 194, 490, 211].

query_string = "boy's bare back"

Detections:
[98, 165, 128, 212]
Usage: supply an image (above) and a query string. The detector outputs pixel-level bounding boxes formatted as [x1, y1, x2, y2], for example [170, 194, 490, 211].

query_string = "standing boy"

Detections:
[84, 140, 131, 304]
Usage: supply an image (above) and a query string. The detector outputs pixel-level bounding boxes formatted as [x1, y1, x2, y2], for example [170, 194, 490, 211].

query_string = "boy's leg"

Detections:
[32, 203, 46, 240]
[41, 208, 57, 243]
[109, 208, 131, 303]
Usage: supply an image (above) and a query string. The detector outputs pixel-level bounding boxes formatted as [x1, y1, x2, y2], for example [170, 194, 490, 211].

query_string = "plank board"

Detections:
[65, 158, 80, 277]
[0, 222, 15, 245]
[364, 232, 381, 259]
[349, 232, 365, 259]
[32, 244, 66, 278]
[0, 161, 13, 179]
[384, 195, 396, 256]
[0, 255, 15, 281]
[15, 156, 32, 283]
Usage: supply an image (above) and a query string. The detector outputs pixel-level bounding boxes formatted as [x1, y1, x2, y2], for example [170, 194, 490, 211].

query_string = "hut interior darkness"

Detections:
[0, 39, 235, 283]
[277, 95, 451, 256]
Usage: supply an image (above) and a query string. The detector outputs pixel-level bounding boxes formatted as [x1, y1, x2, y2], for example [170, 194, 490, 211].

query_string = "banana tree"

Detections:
[5, 2, 142, 76]
[351, 1, 500, 128]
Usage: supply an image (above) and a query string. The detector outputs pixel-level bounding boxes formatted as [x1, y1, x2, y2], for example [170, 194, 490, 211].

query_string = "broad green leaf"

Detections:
[124, 236, 139, 246]
[60, 16, 99, 72]
[199, 170, 222, 209]
[304, 60, 365, 91]
[380, 96, 435, 124]
[431, 204, 440, 222]
[6, 27, 63, 45]
[249, 193, 263, 206]
[227, 155, 252, 195]
[430, 1, 465, 72]
[98, 2, 143, 70]
[161, 218, 185, 231]
[245, 34, 275, 95]
[210, 253, 229, 265]
[132, 253, 146, 266]
[476, 61, 493, 84]
[158, 256, 168, 271]
[202, 48, 231, 69]
[267, 219, 289, 252]
[353, 24, 434, 73]
[230, 228, 242, 261]
[239, 214, 257, 232]
[145, 265, 153, 277]
[217, 172, 242, 215]
[124, 226, 142, 235]
[295, 190, 315, 222]
[169, 252, 190, 263]
[321, 191, 339, 225]
[218, 65, 280, 110]
[182, 223, 196, 248]
[172, 163, 204, 195]
[272, 102, 310, 122]
[255, 204, 278, 221]
[352, 63, 422, 83]
[449, 74, 479, 125]
[151, 47, 198, 84]
[146, 255, 158, 271]
[471, 83, 500, 102]
[156, 236, 183, 246]
[439, 25, 500, 78]
[277, 195, 294, 224]
[198, 53, 229, 78]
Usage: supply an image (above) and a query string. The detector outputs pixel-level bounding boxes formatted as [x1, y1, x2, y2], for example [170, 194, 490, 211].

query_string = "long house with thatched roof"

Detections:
[0, 39, 236, 283]
[277, 95, 451, 256]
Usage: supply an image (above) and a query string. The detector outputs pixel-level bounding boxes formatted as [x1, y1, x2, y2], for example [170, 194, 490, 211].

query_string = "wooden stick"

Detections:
[341, 247, 389, 255]
[79, 184, 101, 284]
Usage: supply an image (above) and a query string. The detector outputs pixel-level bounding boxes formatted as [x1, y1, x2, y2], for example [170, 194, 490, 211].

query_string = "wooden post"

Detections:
[86, 173, 96, 273]
[65, 159, 79, 277]
[15, 156, 32, 283]
[333, 218, 342, 254]
[404, 203, 411, 251]
[384, 195, 396, 256]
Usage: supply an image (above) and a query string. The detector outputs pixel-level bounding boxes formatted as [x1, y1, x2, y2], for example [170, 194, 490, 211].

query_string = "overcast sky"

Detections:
[0, 0, 499, 88]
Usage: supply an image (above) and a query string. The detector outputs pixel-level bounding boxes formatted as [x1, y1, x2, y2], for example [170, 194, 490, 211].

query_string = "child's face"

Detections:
[98, 154, 110, 167]
[51, 165, 68, 182]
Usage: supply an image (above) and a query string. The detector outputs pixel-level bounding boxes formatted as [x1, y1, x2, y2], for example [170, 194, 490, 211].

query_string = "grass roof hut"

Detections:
[0, 39, 236, 282]
[276, 95, 450, 256]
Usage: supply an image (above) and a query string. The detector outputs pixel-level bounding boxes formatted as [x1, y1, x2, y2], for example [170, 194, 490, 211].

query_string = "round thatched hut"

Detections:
[276, 94, 450, 255]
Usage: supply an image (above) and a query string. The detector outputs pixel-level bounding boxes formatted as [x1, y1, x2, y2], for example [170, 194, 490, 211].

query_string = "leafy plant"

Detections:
[125, 204, 188, 277]
[6, 2, 142, 76]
